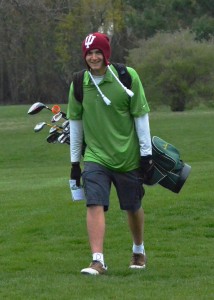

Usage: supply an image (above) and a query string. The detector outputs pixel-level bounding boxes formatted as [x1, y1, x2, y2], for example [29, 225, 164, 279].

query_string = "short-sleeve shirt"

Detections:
[67, 65, 150, 172]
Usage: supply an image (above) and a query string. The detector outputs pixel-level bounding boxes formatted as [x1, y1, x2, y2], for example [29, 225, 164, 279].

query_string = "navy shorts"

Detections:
[82, 162, 145, 212]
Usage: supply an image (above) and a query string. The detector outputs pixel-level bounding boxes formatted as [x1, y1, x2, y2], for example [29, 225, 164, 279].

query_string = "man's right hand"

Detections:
[140, 155, 155, 184]
[70, 162, 81, 186]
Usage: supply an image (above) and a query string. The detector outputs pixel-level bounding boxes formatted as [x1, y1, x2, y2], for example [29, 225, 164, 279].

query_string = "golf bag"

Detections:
[147, 136, 191, 193]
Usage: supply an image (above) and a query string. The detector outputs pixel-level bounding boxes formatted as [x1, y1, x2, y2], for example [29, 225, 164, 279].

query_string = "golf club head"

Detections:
[49, 125, 63, 134]
[51, 104, 67, 120]
[51, 112, 62, 123]
[34, 122, 46, 132]
[28, 102, 48, 115]
[49, 126, 58, 134]
[63, 124, 69, 133]
[62, 120, 69, 128]
[60, 134, 70, 144]
[64, 136, 70, 145]
[58, 133, 70, 144]
[46, 132, 60, 144]
[57, 133, 65, 143]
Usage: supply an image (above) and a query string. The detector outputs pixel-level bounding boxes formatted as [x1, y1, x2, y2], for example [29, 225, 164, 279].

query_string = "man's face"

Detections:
[85, 49, 106, 75]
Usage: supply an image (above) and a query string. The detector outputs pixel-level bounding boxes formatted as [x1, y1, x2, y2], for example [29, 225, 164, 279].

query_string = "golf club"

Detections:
[52, 105, 68, 120]
[51, 112, 63, 123]
[58, 133, 70, 144]
[28, 102, 68, 120]
[62, 120, 69, 128]
[52, 110, 67, 120]
[28, 101, 70, 145]
[46, 132, 61, 144]
[28, 102, 53, 115]
[62, 121, 70, 134]
[49, 126, 63, 134]
[34, 122, 61, 133]
[63, 126, 69, 134]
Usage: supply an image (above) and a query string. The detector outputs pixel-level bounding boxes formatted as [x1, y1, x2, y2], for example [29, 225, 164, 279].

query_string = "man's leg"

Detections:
[87, 205, 105, 253]
[127, 207, 144, 245]
[81, 162, 110, 274]
[81, 205, 107, 275]
[127, 207, 146, 269]
[112, 168, 146, 268]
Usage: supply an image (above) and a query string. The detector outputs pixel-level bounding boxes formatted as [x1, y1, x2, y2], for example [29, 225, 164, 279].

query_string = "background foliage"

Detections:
[0, 0, 213, 110]
[127, 31, 214, 111]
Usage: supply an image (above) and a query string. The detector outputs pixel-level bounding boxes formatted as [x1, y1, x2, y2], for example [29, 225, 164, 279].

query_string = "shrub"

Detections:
[192, 15, 214, 41]
[127, 30, 214, 111]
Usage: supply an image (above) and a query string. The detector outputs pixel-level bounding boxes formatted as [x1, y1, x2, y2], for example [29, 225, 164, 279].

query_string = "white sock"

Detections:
[93, 253, 104, 265]
[132, 243, 145, 254]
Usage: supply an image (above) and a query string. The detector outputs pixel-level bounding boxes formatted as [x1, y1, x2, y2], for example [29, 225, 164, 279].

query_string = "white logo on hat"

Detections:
[85, 34, 96, 49]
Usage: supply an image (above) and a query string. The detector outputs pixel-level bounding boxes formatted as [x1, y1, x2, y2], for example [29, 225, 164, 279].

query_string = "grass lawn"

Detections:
[0, 105, 213, 300]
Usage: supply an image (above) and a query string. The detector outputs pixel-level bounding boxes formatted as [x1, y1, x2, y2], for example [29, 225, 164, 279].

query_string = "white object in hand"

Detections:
[69, 180, 85, 201]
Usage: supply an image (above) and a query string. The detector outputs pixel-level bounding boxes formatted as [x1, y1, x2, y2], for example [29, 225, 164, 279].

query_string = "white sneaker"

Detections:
[81, 260, 108, 275]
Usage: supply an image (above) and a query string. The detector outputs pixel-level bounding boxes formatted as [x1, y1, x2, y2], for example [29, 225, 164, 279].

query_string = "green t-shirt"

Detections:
[67, 65, 150, 172]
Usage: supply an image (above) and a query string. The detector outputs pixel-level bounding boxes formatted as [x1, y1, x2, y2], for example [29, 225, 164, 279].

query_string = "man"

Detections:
[67, 32, 154, 275]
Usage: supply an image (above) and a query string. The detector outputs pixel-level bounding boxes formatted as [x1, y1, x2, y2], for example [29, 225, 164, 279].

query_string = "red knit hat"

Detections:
[82, 32, 111, 66]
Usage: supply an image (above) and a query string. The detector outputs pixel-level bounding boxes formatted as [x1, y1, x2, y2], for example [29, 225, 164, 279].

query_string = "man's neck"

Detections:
[90, 66, 107, 76]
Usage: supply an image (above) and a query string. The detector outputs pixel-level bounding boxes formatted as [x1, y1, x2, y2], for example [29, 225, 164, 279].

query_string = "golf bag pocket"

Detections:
[146, 136, 191, 193]
[152, 136, 184, 172]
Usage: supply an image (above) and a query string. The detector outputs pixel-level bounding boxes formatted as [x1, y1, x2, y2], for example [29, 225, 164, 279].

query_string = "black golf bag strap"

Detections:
[111, 63, 132, 90]
[72, 63, 132, 103]
[73, 69, 86, 103]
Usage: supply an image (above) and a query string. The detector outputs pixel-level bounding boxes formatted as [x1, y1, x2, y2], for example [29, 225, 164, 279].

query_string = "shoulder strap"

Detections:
[112, 63, 132, 90]
[73, 69, 86, 103]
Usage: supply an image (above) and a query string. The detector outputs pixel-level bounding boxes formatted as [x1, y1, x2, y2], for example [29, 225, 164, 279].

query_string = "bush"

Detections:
[192, 15, 214, 41]
[127, 30, 214, 111]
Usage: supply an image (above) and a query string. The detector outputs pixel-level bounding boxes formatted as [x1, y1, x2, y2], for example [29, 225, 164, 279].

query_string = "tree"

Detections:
[0, 0, 213, 105]
[124, 0, 214, 41]
[55, 0, 130, 80]
[127, 30, 214, 111]
[0, 0, 71, 104]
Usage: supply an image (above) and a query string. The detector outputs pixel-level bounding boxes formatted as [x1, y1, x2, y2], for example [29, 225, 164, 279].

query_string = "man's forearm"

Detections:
[134, 113, 152, 156]
[69, 120, 83, 162]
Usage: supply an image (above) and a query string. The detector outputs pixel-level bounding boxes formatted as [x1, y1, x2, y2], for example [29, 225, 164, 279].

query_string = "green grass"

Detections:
[0, 105, 213, 300]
